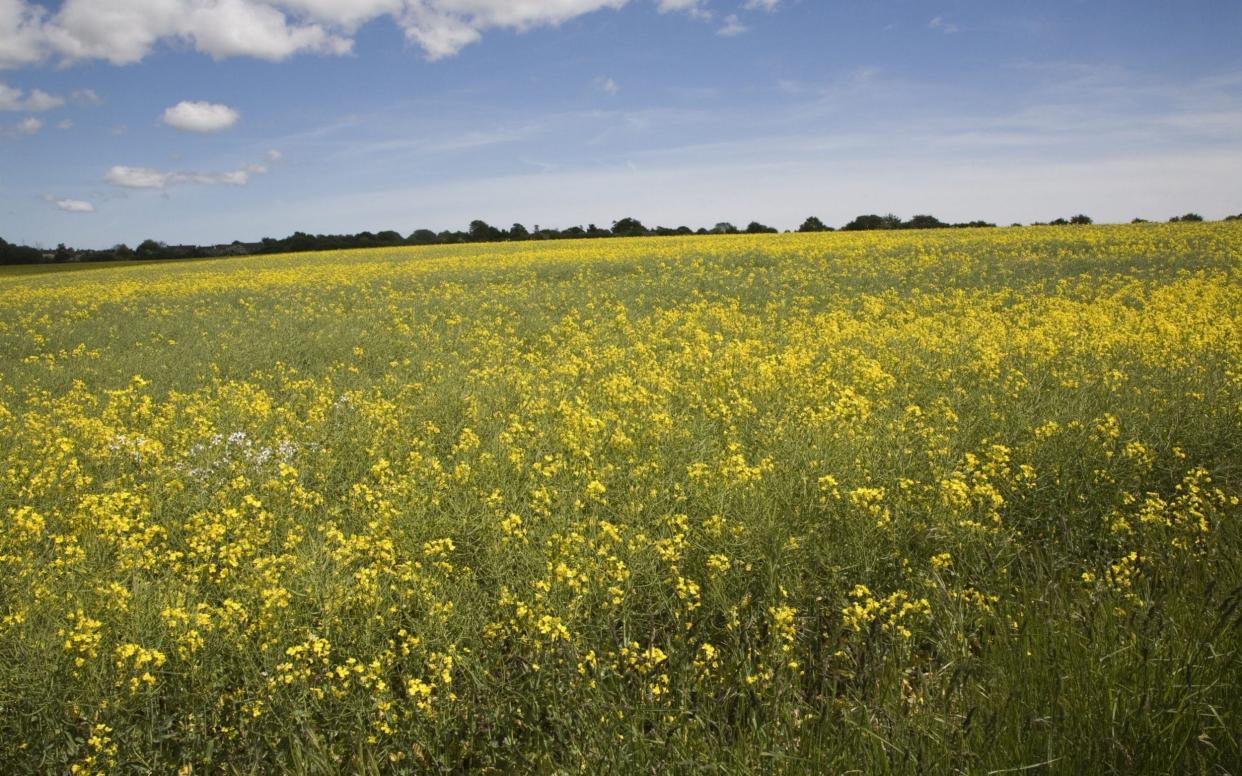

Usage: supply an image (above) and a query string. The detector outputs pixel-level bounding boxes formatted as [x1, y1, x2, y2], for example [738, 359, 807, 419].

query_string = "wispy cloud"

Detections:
[272, 62, 1242, 230]
[929, 15, 960, 34]
[718, 14, 748, 36]
[595, 76, 620, 95]
[240, 142, 1242, 241]
[655, 0, 711, 20]
[71, 88, 102, 106]
[12, 114, 41, 134]
[105, 150, 282, 189]
[50, 197, 95, 212]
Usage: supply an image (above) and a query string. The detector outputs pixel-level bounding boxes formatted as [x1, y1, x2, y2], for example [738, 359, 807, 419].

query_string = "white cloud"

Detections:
[397, 5, 483, 61]
[214, 170, 251, 185]
[656, 0, 709, 17]
[57, 118, 72, 129]
[42, 0, 352, 65]
[398, 1, 638, 60]
[0, 81, 63, 111]
[743, 0, 779, 11]
[184, 0, 353, 60]
[105, 150, 282, 189]
[42, 0, 182, 66]
[929, 15, 959, 34]
[596, 76, 620, 95]
[24, 88, 63, 110]
[162, 100, 240, 133]
[54, 198, 95, 212]
[0, 0, 710, 67]
[0, 0, 47, 69]
[269, 0, 402, 30]
[717, 14, 747, 36]
[106, 166, 175, 188]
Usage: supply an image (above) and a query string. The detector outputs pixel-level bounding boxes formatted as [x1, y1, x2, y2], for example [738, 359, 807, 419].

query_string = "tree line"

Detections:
[4, 210, 1240, 265]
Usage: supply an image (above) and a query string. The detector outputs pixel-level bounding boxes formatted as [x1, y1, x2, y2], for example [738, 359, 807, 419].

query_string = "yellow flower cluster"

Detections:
[0, 222, 1239, 770]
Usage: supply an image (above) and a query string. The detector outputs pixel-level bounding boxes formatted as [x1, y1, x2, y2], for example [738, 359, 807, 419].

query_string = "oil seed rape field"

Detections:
[1, 224, 1241, 774]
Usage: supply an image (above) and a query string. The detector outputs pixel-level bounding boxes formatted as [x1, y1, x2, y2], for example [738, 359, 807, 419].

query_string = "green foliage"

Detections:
[0, 237, 42, 265]
[611, 217, 648, 237]
[468, 220, 503, 242]
[841, 214, 997, 231]
[843, 213, 903, 231]
[903, 214, 947, 229]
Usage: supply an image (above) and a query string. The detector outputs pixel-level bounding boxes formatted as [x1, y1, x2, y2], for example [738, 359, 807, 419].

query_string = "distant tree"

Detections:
[1131, 218, 1149, 224]
[136, 239, 167, 259]
[1049, 218, 1069, 226]
[0, 236, 43, 265]
[407, 229, 438, 245]
[711, 222, 740, 234]
[509, 223, 530, 241]
[1069, 214, 1093, 225]
[1226, 213, 1242, 221]
[1169, 213, 1204, 223]
[842, 213, 901, 231]
[1010, 223, 1023, 227]
[903, 214, 947, 230]
[468, 220, 502, 242]
[289, 232, 321, 252]
[745, 221, 778, 234]
[798, 216, 830, 232]
[611, 217, 648, 237]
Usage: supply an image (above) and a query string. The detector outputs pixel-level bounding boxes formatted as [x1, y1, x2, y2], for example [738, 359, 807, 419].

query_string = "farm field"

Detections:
[1, 224, 1240, 773]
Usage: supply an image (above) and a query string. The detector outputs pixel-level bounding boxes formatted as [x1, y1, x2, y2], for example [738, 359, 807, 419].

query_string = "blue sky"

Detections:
[2, 0, 1241, 248]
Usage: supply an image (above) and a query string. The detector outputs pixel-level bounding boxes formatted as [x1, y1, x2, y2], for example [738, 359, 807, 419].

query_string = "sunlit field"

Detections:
[1, 224, 1240, 773]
